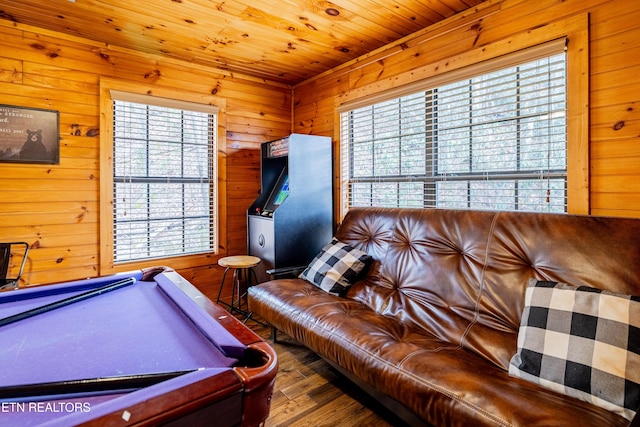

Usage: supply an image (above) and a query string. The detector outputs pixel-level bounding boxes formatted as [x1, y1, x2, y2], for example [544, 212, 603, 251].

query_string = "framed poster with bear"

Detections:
[0, 104, 59, 164]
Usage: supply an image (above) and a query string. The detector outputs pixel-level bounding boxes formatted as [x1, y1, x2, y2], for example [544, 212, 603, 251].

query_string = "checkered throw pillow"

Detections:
[509, 279, 640, 421]
[299, 238, 372, 296]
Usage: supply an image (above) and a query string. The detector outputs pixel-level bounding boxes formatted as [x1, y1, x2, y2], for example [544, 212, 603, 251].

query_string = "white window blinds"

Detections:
[340, 42, 567, 214]
[112, 96, 217, 263]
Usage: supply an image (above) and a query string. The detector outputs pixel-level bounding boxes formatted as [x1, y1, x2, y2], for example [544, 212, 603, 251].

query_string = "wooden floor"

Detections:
[247, 320, 411, 427]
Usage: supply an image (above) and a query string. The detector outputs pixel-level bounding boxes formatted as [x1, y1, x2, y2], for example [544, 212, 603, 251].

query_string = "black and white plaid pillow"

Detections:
[299, 238, 372, 296]
[509, 279, 640, 421]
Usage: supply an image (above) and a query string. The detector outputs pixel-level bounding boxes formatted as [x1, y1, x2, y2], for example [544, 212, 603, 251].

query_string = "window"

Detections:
[110, 93, 217, 263]
[340, 43, 568, 214]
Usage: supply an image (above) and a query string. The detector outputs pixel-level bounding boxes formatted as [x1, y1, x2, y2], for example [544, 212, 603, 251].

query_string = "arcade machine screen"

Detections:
[261, 170, 289, 217]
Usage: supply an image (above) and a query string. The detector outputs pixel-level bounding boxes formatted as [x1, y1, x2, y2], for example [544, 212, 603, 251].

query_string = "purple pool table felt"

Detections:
[0, 271, 247, 426]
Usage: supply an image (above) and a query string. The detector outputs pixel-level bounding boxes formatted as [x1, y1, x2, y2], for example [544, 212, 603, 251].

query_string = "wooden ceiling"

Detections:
[0, 0, 484, 85]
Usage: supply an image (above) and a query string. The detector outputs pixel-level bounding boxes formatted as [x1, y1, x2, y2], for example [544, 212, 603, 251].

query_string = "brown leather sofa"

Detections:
[248, 207, 640, 427]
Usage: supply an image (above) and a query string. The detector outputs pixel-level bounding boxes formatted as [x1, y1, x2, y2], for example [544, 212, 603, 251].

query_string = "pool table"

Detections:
[0, 266, 277, 427]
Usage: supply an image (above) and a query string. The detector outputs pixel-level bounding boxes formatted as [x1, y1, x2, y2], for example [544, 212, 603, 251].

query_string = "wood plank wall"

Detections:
[0, 20, 291, 297]
[293, 0, 640, 219]
[2, 0, 640, 296]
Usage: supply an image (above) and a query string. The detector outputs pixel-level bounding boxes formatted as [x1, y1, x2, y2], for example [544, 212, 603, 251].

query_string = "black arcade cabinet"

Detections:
[248, 134, 333, 280]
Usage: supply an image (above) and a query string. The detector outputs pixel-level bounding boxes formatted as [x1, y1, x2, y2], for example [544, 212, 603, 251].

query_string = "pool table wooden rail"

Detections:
[142, 266, 279, 427]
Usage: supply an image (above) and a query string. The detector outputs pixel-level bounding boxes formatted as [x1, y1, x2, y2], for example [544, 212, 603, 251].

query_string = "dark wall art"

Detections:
[0, 104, 60, 164]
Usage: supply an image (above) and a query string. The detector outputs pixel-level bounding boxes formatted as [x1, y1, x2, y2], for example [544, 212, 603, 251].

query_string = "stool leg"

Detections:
[249, 268, 258, 287]
[234, 268, 242, 311]
[237, 268, 248, 311]
[216, 267, 231, 304]
[245, 267, 268, 326]
[218, 263, 263, 323]
[231, 268, 239, 310]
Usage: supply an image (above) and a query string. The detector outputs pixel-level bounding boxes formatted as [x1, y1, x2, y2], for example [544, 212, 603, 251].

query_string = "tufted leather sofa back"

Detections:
[335, 207, 640, 371]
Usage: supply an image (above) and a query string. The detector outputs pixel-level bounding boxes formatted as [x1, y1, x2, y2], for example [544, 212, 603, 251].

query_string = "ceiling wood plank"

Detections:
[0, 0, 484, 84]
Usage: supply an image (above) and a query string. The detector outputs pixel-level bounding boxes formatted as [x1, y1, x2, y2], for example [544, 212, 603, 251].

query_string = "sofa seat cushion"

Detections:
[249, 279, 630, 427]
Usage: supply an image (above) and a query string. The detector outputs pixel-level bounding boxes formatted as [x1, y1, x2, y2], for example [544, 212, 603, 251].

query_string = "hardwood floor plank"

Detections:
[265, 393, 319, 426]
[246, 320, 412, 427]
[280, 373, 333, 400]
[278, 393, 363, 427]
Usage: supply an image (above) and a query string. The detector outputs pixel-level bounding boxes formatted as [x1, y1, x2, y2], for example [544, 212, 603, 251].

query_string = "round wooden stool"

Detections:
[215, 255, 261, 320]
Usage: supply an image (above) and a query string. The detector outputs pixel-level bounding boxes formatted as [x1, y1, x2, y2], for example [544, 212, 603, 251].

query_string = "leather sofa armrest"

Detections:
[266, 265, 307, 279]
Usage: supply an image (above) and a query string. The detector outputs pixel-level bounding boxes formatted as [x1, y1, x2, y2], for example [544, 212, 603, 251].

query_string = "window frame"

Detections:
[334, 15, 589, 219]
[341, 48, 568, 213]
[99, 79, 226, 275]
